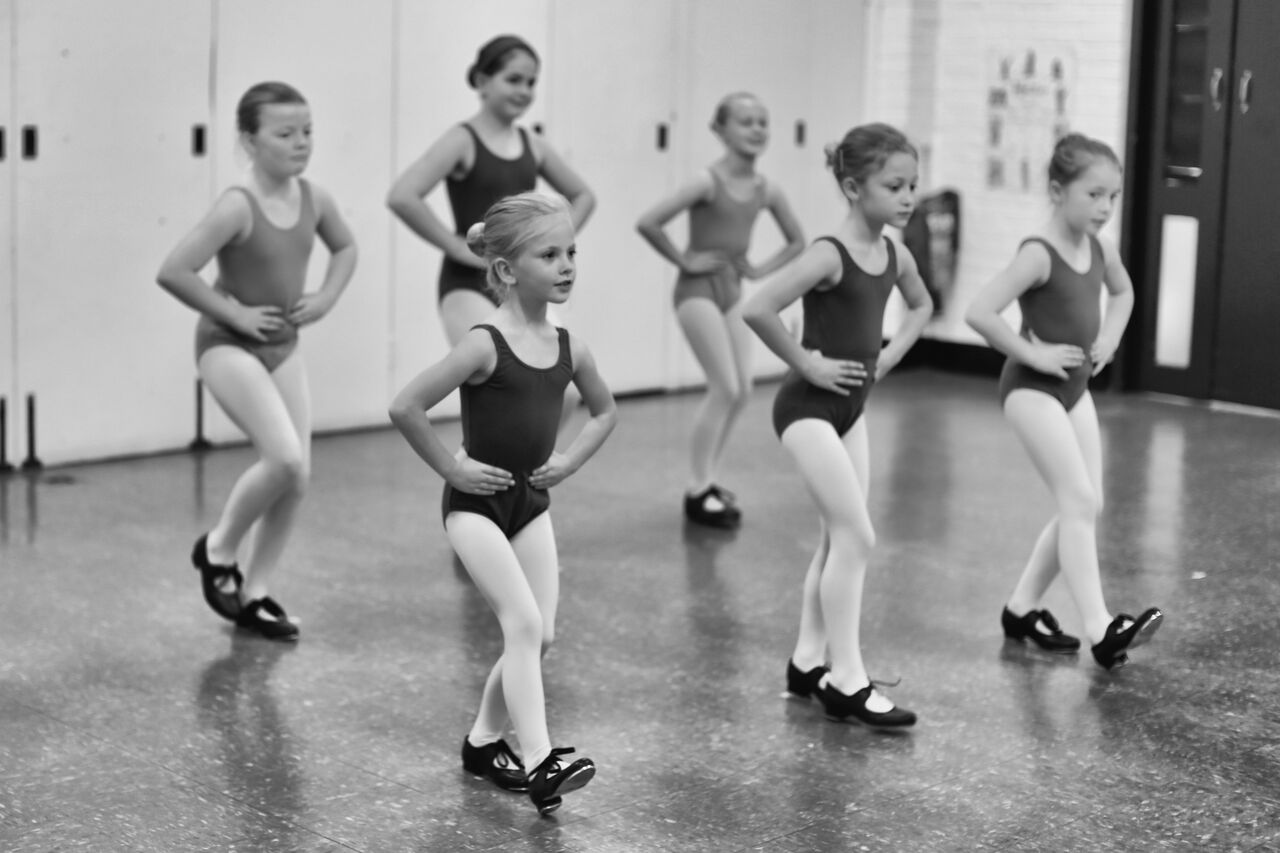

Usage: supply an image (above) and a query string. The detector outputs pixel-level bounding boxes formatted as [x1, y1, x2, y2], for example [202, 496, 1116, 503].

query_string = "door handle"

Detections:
[1239, 70, 1253, 115]
[1209, 67, 1224, 111]
[21, 125, 37, 159]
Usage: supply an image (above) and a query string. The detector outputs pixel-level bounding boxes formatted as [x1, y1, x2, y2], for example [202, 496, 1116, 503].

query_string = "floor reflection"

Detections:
[195, 634, 304, 850]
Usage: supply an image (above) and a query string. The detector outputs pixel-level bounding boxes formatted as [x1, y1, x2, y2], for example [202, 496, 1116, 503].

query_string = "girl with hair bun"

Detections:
[157, 81, 358, 641]
[636, 92, 805, 528]
[966, 132, 1162, 670]
[744, 122, 932, 728]
[390, 192, 616, 815]
[388, 35, 595, 349]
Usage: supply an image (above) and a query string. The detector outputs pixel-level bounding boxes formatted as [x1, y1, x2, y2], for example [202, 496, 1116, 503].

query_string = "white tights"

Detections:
[677, 298, 754, 493]
[447, 511, 560, 771]
[781, 417, 875, 694]
[198, 347, 310, 604]
[1003, 389, 1112, 644]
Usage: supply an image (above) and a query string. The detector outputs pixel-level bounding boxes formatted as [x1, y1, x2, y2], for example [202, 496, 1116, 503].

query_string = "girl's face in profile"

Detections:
[477, 50, 539, 121]
[504, 215, 577, 305]
[848, 151, 918, 229]
[1053, 159, 1123, 235]
[245, 103, 312, 178]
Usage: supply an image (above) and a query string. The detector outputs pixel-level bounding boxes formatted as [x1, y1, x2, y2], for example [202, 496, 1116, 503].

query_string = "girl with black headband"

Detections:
[388, 35, 595, 349]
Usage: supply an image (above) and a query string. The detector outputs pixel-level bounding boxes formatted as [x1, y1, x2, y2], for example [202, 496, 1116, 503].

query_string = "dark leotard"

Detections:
[997, 235, 1103, 411]
[673, 170, 767, 313]
[195, 181, 317, 372]
[442, 324, 573, 537]
[772, 236, 896, 437]
[439, 125, 538, 305]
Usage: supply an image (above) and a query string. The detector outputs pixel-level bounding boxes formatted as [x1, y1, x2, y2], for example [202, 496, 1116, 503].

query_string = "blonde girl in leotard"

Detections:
[390, 192, 616, 816]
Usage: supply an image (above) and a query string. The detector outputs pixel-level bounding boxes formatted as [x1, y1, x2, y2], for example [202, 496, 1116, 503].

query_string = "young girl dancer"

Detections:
[158, 82, 357, 641]
[389, 192, 616, 815]
[744, 123, 932, 728]
[387, 34, 595, 347]
[965, 133, 1162, 670]
[636, 92, 805, 528]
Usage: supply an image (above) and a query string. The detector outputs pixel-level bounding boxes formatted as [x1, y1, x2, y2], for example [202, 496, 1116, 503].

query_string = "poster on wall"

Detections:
[986, 45, 1076, 192]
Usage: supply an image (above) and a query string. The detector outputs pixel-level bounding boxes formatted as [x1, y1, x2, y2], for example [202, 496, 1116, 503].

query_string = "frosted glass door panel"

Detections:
[1155, 215, 1197, 369]
[212, 0, 395, 440]
[546, 0, 676, 393]
[12, 0, 212, 464]
[390, 0, 552, 413]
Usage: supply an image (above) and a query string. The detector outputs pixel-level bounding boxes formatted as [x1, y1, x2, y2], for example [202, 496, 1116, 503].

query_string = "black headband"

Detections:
[467, 35, 537, 88]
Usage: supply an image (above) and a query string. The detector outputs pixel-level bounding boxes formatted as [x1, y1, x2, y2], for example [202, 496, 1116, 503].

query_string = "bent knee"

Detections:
[828, 521, 876, 559]
[266, 453, 309, 492]
[1057, 486, 1101, 520]
[501, 610, 545, 649]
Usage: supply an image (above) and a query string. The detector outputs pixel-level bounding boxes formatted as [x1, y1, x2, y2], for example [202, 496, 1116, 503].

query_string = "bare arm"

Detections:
[533, 134, 596, 231]
[156, 191, 285, 341]
[635, 173, 722, 275]
[876, 238, 933, 380]
[388, 331, 515, 495]
[742, 240, 867, 395]
[965, 242, 1084, 379]
[737, 179, 805, 279]
[386, 126, 482, 268]
[290, 184, 359, 326]
[1091, 235, 1134, 375]
[528, 334, 618, 488]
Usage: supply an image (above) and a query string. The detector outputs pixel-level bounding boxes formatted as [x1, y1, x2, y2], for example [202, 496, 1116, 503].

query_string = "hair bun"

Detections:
[465, 222, 487, 256]
[823, 142, 839, 170]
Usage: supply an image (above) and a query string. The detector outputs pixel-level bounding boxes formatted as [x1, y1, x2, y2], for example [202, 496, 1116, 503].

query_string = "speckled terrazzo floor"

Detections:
[2, 368, 1278, 852]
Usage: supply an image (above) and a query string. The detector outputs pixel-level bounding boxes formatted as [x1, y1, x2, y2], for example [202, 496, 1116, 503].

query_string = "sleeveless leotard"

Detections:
[997, 235, 1103, 411]
[673, 169, 767, 313]
[772, 236, 897, 437]
[195, 180, 318, 372]
[439, 125, 539, 305]
[441, 324, 574, 536]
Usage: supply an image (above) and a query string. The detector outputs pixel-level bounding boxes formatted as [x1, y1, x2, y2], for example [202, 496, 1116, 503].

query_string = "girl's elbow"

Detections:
[156, 267, 181, 292]
[388, 399, 415, 426]
[386, 187, 416, 216]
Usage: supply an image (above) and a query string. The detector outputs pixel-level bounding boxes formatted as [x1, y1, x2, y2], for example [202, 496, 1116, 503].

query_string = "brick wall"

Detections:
[866, 0, 1132, 343]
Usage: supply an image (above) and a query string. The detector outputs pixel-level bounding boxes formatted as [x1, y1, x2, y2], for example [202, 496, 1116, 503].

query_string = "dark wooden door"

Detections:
[1210, 0, 1280, 407]
[1131, 0, 1236, 398]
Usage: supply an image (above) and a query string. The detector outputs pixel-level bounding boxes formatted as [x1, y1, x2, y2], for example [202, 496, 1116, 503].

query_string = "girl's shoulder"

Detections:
[305, 181, 342, 219]
[1009, 235, 1055, 285]
[688, 167, 720, 200]
[1092, 231, 1120, 264]
[208, 185, 257, 242]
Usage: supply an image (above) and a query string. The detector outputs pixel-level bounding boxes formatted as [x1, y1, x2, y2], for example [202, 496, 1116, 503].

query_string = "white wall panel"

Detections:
[670, 0, 823, 383]
[12, 0, 212, 464]
[210, 0, 396, 441]
[0, 0, 15, 468]
[546, 0, 676, 394]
